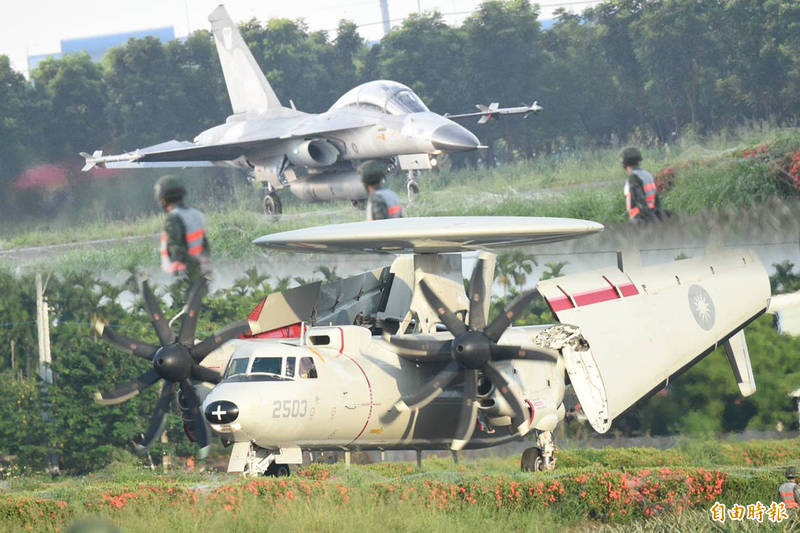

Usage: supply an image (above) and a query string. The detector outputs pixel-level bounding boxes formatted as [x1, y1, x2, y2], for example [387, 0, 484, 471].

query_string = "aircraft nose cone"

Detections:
[205, 400, 239, 424]
[430, 124, 480, 152]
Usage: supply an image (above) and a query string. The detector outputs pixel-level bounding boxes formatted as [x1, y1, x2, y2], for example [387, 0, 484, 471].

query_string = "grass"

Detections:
[3, 438, 800, 532]
[1, 124, 799, 274]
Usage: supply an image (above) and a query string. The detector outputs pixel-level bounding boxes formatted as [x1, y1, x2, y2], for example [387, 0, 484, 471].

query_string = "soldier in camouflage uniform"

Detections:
[360, 161, 404, 221]
[154, 175, 211, 281]
[779, 467, 800, 511]
[621, 147, 660, 223]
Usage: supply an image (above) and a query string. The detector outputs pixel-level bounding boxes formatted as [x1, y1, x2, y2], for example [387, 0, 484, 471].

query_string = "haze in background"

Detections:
[0, 0, 599, 75]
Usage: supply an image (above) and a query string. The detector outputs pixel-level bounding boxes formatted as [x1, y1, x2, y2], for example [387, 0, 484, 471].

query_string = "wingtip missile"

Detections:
[80, 150, 104, 172]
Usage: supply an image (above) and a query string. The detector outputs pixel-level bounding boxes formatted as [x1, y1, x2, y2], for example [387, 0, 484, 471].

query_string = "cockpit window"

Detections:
[386, 90, 428, 114]
[224, 357, 249, 379]
[251, 357, 282, 375]
[299, 357, 318, 379]
[285, 357, 296, 378]
[329, 80, 428, 115]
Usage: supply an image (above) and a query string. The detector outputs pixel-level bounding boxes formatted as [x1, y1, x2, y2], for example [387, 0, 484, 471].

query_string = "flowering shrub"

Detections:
[787, 148, 800, 189]
[0, 467, 753, 529]
[742, 143, 770, 159]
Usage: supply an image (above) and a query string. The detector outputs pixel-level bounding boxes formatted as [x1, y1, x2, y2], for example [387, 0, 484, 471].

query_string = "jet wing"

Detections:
[253, 216, 603, 254]
[81, 115, 375, 170]
[537, 249, 770, 433]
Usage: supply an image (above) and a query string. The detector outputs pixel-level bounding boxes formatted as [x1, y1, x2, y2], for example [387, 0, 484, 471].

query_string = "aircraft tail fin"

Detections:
[209, 5, 283, 115]
[768, 290, 800, 336]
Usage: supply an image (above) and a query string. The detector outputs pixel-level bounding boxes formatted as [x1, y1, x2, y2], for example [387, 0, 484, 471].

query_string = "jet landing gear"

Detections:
[521, 431, 556, 472]
[262, 183, 282, 219]
[406, 170, 420, 203]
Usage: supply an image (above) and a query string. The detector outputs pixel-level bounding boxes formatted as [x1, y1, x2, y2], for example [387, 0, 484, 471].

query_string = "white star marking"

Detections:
[693, 295, 711, 322]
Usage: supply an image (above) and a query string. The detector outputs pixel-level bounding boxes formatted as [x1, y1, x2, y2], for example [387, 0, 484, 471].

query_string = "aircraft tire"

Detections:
[520, 446, 543, 472]
[263, 193, 282, 219]
[265, 462, 291, 477]
[351, 199, 367, 209]
[407, 180, 420, 201]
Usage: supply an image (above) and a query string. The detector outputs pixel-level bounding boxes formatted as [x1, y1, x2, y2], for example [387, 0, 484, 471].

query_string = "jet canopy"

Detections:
[330, 80, 429, 115]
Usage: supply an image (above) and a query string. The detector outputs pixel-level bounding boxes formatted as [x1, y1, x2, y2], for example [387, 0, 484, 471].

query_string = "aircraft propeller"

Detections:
[92, 276, 250, 455]
[383, 258, 558, 451]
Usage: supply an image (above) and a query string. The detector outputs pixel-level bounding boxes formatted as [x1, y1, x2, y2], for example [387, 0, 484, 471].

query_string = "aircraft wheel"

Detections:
[351, 199, 367, 209]
[407, 180, 420, 202]
[265, 462, 291, 477]
[521, 446, 543, 472]
[263, 193, 282, 219]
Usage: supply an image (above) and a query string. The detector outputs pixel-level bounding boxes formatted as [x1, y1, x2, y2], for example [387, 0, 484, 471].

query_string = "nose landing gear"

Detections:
[521, 430, 556, 472]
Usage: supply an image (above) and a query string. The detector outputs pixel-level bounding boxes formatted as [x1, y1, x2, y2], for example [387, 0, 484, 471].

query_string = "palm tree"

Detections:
[495, 251, 537, 300]
[541, 261, 568, 280]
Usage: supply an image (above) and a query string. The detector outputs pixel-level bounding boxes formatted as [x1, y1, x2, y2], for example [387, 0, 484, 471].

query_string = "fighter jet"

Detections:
[446, 101, 544, 124]
[81, 5, 493, 216]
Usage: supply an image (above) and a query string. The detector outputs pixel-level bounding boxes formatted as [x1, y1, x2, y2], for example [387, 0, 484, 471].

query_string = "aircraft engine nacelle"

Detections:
[288, 171, 366, 203]
[477, 375, 515, 425]
[286, 139, 340, 168]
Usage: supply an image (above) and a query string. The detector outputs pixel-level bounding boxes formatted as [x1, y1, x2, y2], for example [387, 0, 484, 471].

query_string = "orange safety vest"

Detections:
[625, 168, 658, 219]
[779, 481, 799, 508]
[161, 207, 210, 273]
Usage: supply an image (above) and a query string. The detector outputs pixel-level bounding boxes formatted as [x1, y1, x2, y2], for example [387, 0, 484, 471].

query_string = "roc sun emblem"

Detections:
[688, 285, 715, 330]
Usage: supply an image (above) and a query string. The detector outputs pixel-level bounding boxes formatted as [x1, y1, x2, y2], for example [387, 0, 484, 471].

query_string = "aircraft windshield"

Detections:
[251, 357, 282, 375]
[329, 80, 429, 115]
[386, 90, 427, 114]
[224, 357, 249, 379]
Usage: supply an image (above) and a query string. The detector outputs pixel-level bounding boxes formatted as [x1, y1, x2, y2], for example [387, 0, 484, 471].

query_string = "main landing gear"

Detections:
[521, 431, 556, 472]
[263, 183, 282, 219]
[406, 170, 420, 203]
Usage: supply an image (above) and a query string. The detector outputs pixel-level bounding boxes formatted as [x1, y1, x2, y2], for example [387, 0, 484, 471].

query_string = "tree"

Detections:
[495, 251, 537, 299]
[31, 53, 109, 160]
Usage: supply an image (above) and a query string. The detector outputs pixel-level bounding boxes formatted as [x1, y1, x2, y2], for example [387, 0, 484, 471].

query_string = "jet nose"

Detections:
[205, 400, 239, 425]
[430, 124, 480, 152]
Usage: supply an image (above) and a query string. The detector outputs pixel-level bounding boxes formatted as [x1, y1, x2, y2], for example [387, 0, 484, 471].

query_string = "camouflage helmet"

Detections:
[787, 467, 797, 479]
[154, 175, 186, 203]
[359, 161, 386, 185]
[621, 146, 643, 168]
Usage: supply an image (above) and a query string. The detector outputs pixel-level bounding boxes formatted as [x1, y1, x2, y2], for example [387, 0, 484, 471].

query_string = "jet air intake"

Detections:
[287, 139, 340, 167]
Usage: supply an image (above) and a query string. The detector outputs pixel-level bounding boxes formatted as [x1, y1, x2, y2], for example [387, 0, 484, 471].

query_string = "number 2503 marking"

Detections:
[272, 399, 308, 418]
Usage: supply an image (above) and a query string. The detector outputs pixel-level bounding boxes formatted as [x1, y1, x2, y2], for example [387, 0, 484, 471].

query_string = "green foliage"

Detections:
[3, 0, 800, 222]
[617, 316, 800, 435]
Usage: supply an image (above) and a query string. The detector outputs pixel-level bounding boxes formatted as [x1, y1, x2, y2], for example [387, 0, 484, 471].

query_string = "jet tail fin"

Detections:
[209, 5, 283, 115]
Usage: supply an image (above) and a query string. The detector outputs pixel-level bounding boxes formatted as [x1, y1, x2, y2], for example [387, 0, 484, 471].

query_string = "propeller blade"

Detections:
[93, 369, 160, 406]
[484, 290, 539, 342]
[133, 382, 175, 450]
[141, 279, 175, 345]
[181, 380, 211, 451]
[490, 344, 559, 362]
[468, 258, 487, 331]
[419, 279, 467, 337]
[93, 316, 156, 360]
[178, 277, 209, 346]
[483, 362, 530, 436]
[191, 364, 222, 384]
[450, 369, 479, 451]
[382, 334, 452, 361]
[391, 361, 460, 412]
[190, 320, 251, 361]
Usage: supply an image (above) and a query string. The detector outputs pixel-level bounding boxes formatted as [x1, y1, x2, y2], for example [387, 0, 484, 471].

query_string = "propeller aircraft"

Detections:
[93, 216, 773, 475]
